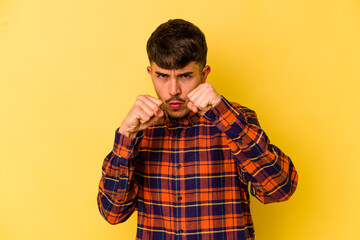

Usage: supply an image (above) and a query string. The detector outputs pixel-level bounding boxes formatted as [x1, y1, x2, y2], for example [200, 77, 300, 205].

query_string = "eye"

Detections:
[157, 73, 168, 79]
[180, 74, 192, 79]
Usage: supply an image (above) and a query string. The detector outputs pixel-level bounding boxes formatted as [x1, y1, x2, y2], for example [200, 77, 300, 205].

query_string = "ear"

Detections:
[147, 66, 152, 75]
[201, 65, 211, 83]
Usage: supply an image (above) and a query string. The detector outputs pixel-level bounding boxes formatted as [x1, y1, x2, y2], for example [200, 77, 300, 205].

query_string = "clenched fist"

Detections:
[187, 83, 221, 115]
[119, 95, 164, 139]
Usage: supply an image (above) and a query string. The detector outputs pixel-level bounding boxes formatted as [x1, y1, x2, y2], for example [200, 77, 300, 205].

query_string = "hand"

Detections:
[119, 95, 164, 139]
[187, 83, 221, 115]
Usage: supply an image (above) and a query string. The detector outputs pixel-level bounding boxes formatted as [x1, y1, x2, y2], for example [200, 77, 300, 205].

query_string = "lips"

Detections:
[168, 102, 182, 110]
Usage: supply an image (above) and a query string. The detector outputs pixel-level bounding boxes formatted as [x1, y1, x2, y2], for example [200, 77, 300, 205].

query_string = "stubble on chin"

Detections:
[166, 107, 191, 119]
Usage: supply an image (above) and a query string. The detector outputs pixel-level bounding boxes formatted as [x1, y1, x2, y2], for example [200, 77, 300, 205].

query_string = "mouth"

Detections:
[168, 101, 183, 110]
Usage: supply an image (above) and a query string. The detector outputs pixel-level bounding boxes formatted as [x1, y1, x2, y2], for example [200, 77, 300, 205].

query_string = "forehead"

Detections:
[151, 61, 200, 74]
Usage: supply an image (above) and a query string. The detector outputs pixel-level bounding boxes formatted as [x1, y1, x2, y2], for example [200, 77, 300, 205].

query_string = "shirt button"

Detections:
[177, 164, 182, 169]
[126, 145, 131, 150]
[121, 173, 126, 178]
[178, 196, 182, 201]
[178, 230, 183, 234]
[214, 115, 219, 120]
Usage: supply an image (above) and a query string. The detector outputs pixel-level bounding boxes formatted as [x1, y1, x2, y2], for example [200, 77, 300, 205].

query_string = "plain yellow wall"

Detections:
[1, 0, 359, 239]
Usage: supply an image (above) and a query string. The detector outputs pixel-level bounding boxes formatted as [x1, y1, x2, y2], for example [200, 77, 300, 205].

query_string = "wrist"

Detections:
[213, 94, 222, 107]
[118, 126, 138, 139]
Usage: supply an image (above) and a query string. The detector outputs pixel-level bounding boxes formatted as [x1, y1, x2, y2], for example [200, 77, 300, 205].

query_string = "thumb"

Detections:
[155, 108, 164, 117]
[187, 101, 199, 113]
[141, 115, 160, 130]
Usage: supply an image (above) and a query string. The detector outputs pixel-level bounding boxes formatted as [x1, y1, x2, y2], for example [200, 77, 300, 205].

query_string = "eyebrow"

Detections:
[155, 71, 169, 76]
[154, 71, 193, 77]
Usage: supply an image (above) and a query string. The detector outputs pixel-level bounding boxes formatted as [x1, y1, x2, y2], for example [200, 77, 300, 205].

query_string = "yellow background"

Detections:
[1, 0, 359, 239]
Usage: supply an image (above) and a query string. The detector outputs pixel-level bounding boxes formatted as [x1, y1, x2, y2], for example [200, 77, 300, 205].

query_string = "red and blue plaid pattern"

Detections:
[98, 96, 298, 240]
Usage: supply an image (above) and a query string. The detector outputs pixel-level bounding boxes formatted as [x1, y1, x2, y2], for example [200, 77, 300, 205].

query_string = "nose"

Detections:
[169, 78, 181, 96]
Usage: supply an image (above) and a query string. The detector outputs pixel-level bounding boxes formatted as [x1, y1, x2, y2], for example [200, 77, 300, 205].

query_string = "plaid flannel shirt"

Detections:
[97, 96, 298, 240]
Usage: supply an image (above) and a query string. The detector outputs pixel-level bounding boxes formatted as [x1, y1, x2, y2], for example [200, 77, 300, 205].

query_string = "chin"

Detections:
[167, 108, 191, 118]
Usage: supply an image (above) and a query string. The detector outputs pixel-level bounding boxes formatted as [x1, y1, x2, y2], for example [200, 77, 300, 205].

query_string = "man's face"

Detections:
[147, 61, 211, 118]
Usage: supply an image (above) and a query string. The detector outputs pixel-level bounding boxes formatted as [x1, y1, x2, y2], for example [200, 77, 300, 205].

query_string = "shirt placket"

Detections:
[171, 126, 184, 239]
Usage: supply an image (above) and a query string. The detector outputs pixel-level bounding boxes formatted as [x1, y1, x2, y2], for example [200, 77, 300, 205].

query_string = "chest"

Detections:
[136, 124, 239, 189]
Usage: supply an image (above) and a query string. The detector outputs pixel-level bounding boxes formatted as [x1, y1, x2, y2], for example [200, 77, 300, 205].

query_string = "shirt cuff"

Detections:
[112, 128, 144, 160]
[203, 96, 248, 133]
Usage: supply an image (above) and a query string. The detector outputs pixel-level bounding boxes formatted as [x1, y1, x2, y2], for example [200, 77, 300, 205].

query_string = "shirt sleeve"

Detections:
[203, 96, 298, 204]
[97, 128, 143, 224]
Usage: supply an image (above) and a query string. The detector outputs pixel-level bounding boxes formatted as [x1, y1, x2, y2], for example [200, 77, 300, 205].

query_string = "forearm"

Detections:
[204, 96, 298, 202]
[97, 130, 143, 224]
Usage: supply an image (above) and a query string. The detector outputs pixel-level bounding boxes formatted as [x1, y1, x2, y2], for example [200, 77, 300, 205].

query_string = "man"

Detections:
[97, 19, 298, 240]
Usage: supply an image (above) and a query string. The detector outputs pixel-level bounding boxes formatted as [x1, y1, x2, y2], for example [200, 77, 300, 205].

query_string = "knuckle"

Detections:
[136, 95, 145, 101]
[132, 102, 139, 110]
[152, 106, 159, 112]
[133, 101, 141, 108]
[204, 82, 212, 89]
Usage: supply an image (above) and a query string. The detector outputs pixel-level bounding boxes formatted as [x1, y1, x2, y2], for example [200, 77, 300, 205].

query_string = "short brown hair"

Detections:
[146, 19, 207, 69]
